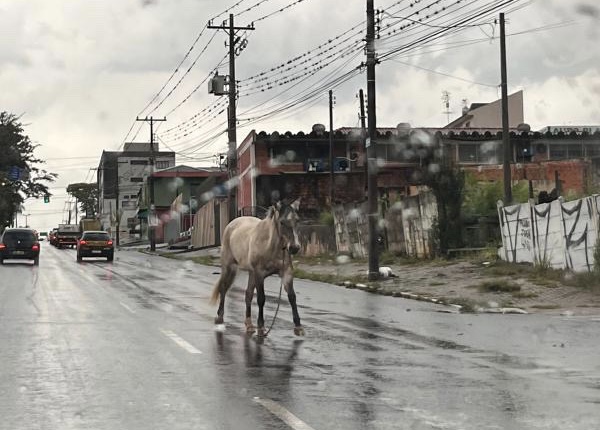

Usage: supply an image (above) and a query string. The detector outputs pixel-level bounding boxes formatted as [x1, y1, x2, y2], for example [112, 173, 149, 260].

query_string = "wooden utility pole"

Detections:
[366, 0, 379, 280]
[136, 116, 166, 251]
[209, 15, 254, 222]
[500, 13, 512, 204]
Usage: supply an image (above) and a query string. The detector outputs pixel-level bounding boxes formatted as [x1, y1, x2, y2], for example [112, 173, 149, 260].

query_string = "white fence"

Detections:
[497, 195, 600, 272]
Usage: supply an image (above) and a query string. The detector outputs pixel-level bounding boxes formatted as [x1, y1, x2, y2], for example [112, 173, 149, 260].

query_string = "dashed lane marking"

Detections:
[253, 397, 316, 430]
[161, 329, 203, 354]
[119, 302, 135, 314]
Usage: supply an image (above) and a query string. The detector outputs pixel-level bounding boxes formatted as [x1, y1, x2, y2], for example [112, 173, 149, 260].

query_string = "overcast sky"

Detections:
[1, 0, 598, 229]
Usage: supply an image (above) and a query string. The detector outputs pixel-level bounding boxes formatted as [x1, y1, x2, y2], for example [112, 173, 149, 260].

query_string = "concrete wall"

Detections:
[498, 195, 600, 272]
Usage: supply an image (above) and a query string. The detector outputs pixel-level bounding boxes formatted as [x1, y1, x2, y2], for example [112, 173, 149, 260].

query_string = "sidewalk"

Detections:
[147, 246, 600, 316]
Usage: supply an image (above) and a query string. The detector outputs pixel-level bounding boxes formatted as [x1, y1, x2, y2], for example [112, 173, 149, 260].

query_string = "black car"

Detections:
[0, 228, 40, 265]
[77, 231, 114, 262]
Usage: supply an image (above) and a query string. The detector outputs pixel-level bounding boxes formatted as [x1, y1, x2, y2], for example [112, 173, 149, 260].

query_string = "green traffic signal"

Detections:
[44, 195, 50, 203]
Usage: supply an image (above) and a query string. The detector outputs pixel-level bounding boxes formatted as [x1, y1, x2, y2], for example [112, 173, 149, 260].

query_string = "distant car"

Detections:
[0, 228, 40, 265]
[77, 231, 114, 262]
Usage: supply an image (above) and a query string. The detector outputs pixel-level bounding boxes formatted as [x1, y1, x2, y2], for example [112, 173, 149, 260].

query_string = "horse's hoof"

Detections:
[246, 326, 256, 335]
[214, 316, 224, 324]
[256, 328, 267, 338]
[294, 327, 305, 336]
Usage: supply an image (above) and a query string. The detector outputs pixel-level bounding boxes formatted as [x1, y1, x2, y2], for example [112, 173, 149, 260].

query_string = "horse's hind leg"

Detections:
[245, 273, 257, 335]
[215, 265, 237, 324]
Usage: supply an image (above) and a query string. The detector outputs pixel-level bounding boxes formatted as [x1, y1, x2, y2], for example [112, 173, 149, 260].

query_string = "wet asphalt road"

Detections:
[1, 244, 600, 430]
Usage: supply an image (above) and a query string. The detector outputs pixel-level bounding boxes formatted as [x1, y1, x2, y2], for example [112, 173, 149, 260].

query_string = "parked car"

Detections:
[77, 231, 114, 262]
[0, 228, 40, 265]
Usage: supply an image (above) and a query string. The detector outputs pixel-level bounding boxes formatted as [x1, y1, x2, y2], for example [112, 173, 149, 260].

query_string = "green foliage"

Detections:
[67, 182, 98, 218]
[319, 210, 334, 226]
[462, 175, 531, 219]
[0, 112, 56, 229]
[476, 280, 521, 293]
[424, 160, 465, 254]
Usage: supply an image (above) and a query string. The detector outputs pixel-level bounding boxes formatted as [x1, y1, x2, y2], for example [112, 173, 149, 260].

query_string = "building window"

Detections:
[130, 177, 143, 182]
[458, 144, 479, 163]
[130, 195, 138, 199]
[130, 160, 148, 165]
[156, 161, 171, 169]
[270, 146, 304, 164]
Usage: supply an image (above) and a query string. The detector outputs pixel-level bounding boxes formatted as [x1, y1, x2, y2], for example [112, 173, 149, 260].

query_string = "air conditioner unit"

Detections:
[306, 158, 324, 172]
[334, 157, 350, 171]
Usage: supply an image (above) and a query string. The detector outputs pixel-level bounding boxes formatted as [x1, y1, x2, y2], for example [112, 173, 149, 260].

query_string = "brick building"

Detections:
[237, 123, 600, 218]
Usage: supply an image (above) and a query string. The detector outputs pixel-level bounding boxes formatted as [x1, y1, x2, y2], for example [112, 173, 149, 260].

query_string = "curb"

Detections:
[337, 280, 528, 314]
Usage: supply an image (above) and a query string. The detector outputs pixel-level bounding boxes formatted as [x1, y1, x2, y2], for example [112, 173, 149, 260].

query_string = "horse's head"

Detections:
[271, 198, 301, 255]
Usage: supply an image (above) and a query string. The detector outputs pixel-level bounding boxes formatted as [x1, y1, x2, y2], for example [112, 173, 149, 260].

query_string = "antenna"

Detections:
[441, 91, 452, 124]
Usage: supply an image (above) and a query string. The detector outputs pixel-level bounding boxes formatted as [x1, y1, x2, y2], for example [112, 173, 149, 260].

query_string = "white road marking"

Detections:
[253, 397, 316, 430]
[161, 329, 203, 354]
[119, 302, 135, 314]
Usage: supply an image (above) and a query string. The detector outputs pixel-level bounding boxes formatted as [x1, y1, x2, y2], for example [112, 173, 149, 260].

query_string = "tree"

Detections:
[67, 182, 98, 218]
[423, 155, 465, 255]
[0, 112, 56, 229]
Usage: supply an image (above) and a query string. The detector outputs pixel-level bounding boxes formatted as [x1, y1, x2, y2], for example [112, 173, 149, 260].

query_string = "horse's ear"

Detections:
[290, 198, 301, 211]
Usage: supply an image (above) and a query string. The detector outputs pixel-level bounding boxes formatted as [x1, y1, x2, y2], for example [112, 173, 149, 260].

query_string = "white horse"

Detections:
[210, 199, 304, 336]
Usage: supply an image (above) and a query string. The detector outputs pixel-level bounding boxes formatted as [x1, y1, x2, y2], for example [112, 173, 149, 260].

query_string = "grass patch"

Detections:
[511, 291, 539, 299]
[563, 271, 600, 293]
[476, 280, 521, 293]
[293, 268, 367, 285]
[189, 255, 218, 266]
[429, 281, 446, 287]
[531, 304, 561, 310]
[484, 261, 532, 277]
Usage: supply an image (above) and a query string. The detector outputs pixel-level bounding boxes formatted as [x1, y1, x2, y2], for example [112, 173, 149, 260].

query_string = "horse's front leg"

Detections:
[283, 262, 304, 336]
[245, 273, 256, 335]
[256, 277, 266, 337]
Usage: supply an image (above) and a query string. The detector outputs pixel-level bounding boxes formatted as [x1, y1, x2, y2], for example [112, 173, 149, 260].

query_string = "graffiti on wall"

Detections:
[498, 195, 600, 272]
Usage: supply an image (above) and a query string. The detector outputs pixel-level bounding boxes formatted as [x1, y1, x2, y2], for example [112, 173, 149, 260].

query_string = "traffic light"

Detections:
[44, 195, 50, 203]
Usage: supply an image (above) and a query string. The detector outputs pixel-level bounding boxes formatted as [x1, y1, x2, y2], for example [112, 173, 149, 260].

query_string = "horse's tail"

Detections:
[209, 281, 221, 305]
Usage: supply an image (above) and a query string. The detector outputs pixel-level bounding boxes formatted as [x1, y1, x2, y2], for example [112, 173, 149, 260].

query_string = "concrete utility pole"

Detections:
[136, 116, 166, 251]
[366, 0, 380, 280]
[358, 89, 367, 192]
[500, 13, 512, 205]
[329, 89, 334, 207]
[209, 15, 254, 222]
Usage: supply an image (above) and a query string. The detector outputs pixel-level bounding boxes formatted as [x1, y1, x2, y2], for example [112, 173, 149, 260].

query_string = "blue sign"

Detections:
[8, 166, 20, 181]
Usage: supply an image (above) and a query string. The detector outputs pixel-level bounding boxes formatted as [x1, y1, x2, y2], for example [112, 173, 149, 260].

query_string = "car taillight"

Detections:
[0, 243, 5, 249]
[107, 240, 113, 246]
[79, 240, 87, 245]
[32, 244, 40, 251]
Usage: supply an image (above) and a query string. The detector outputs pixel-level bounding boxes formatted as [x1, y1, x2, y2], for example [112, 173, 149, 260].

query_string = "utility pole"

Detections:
[136, 116, 166, 251]
[358, 89, 367, 192]
[209, 15, 254, 222]
[500, 13, 512, 204]
[366, 0, 379, 280]
[329, 89, 334, 207]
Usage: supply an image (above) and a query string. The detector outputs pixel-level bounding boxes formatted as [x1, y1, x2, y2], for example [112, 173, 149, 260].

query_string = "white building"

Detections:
[97, 142, 175, 244]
